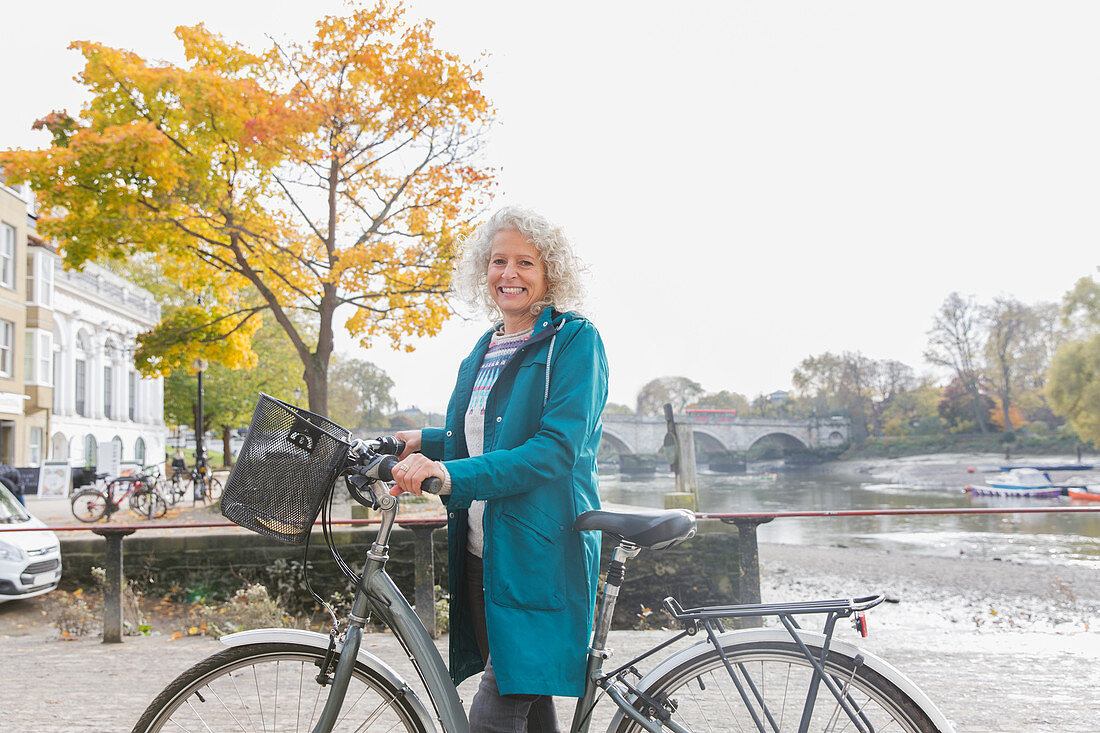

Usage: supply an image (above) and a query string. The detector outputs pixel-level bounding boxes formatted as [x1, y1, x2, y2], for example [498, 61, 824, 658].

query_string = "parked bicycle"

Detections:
[71, 467, 168, 522]
[165, 462, 222, 505]
[133, 396, 954, 732]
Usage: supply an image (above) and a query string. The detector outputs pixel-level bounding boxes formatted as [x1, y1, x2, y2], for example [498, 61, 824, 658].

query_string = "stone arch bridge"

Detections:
[599, 413, 850, 456]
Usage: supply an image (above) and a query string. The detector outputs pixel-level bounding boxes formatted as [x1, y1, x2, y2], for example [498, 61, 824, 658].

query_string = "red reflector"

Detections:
[855, 613, 868, 638]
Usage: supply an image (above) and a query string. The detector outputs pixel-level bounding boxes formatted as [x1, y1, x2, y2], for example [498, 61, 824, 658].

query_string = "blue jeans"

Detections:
[465, 552, 561, 733]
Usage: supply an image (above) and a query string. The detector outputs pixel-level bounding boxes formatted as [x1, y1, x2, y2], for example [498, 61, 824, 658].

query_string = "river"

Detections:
[598, 453, 1100, 568]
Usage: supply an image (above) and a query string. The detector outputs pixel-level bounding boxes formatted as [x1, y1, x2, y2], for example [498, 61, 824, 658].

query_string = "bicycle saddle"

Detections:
[573, 508, 696, 550]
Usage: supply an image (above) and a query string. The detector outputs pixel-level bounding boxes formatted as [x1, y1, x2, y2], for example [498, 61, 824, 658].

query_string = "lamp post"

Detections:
[192, 358, 208, 469]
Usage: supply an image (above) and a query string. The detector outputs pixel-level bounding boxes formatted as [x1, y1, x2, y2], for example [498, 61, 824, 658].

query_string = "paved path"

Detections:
[3, 542, 1098, 731]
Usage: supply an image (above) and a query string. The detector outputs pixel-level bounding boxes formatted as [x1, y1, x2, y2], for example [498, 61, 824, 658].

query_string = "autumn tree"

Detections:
[1, 3, 494, 416]
[635, 376, 705, 415]
[924, 293, 989, 433]
[1047, 275, 1100, 446]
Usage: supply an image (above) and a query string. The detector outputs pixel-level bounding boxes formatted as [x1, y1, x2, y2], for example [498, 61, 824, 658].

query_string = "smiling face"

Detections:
[486, 228, 548, 332]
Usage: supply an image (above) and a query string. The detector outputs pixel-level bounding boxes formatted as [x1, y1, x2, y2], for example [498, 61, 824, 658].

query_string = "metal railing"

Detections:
[4, 506, 1099, 642]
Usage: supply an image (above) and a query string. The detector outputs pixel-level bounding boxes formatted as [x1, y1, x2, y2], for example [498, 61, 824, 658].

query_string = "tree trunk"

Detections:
[304, 354, 330, 418]
[222, 425, 234, 468]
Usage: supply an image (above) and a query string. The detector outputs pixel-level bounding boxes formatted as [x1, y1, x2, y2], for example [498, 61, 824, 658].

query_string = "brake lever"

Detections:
[345, 472, 380, 510]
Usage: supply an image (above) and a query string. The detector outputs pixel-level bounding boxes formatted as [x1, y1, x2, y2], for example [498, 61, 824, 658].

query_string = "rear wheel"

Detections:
[612, 639, 939, 733]
[132, 642, 431, 732]
[71, 489, 108, 523]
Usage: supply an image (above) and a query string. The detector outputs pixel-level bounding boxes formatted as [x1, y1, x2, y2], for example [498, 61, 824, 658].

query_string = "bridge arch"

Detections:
[747, 431, 808, 454]
[692, 430, 727, 455]
[599, 429, 634, 456]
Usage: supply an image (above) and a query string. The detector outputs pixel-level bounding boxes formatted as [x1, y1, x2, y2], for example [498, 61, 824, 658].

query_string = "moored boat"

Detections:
[965, 467, 1063, 498]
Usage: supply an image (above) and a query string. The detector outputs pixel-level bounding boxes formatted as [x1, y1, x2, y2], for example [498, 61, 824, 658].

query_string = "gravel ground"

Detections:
[2, 540, 1097, 731]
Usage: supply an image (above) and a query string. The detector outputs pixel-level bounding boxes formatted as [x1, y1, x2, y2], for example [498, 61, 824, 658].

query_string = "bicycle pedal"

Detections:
[852, 612, 868, 638]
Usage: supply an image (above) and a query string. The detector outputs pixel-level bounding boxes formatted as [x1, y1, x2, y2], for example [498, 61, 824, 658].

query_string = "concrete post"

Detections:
[674, 424, 698, 501]
[725, 516, 773, 628]
[92, 528, 135, 643]
[399, 521, 444, 639]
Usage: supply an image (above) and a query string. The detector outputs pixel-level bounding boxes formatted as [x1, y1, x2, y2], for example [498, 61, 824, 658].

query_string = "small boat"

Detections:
[1067, 487, 1100, 501]
[965, 468, 1062, 498]
[1063, 477, 1100, 501]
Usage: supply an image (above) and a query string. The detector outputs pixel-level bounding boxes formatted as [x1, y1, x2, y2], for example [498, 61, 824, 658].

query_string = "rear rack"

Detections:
[664, 593, 885, 621]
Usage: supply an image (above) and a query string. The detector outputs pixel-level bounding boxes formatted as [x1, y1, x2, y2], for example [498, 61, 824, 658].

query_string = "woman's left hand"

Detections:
[388, 454, 446, 496]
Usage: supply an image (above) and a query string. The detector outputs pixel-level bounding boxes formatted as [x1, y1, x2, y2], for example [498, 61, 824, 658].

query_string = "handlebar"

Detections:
[346, 438, 443, 495]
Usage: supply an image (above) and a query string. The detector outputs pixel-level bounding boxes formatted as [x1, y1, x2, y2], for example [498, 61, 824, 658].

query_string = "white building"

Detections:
[49, 259, 167, 471]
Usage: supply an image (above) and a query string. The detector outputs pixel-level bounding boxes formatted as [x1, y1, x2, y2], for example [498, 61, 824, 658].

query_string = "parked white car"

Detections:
[0, 486, 62, 602]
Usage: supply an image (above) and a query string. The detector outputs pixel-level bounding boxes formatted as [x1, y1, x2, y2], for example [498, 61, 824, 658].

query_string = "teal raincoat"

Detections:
[419, 309, 608, 697]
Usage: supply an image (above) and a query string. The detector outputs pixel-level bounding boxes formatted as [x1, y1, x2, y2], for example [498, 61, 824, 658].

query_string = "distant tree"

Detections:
[925, 293, 989, 433]
[938, 376, 997, 433]
[1046, 275, 1100, 446]
[878, 381, 943, 437]
[602, 403, 634, 415]
[982, 297, 1038, 432]
[688, 390, 751, 415]
[327, 358, 397, 431]
[635, 376, 704, 415]
[792, 351, 877, 443]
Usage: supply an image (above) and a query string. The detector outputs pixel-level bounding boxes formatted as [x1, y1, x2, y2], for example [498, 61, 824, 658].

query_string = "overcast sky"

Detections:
[3, 1, 1097, 413]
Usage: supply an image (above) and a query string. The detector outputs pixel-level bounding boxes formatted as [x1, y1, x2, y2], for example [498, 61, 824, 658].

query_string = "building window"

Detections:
[128, 371, 137, 421]
[53, 354, 62, 413]
[21, 330, 51, 385]
[32, 253, 54, 307]
[0, 223, 13, 290]
[28, 427, 42, 466]
[38, 332, 50, 384]
[0, 320, 13, 377]
[135, 437, 145, 464]
[112, 435, 123, 461]
[84, 433, 97, 469]
[75, 359, 86, 416]
[104, 365, 113, 419]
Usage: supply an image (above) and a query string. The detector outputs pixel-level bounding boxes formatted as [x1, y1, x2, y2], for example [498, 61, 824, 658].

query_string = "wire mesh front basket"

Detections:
[222, 394, 352, 545]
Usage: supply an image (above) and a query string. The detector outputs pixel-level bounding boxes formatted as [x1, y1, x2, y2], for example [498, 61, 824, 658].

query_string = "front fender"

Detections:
[605, 628, 955, 733]
[221, 628, 437, 731]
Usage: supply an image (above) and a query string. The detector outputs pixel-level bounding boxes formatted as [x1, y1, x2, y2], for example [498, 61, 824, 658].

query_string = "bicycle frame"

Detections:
[311, 491, 469, 733]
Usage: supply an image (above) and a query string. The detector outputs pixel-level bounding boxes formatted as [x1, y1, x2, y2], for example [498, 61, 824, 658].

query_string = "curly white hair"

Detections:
[453, 205, 588, 320]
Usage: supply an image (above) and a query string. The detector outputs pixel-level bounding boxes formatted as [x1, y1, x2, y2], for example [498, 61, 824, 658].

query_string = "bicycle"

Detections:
[71, 469, 168, 522]
[134, 396, 954, 732]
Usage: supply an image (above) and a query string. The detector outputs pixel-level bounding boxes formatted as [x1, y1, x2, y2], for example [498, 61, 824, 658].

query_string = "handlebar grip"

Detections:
[421, 476, 443, 495]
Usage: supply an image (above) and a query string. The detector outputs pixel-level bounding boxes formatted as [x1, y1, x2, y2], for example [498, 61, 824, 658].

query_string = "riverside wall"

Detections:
[58, 521, 741, 628]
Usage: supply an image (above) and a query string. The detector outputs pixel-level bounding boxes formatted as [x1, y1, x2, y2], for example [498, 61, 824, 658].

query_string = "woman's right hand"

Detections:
[394, 430, 421, 460]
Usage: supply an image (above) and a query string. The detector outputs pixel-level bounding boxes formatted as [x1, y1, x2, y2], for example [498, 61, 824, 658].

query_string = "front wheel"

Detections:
[612, 638, 941, 733]
[71, 489, 108, 523]
[132, 642, 431, 732]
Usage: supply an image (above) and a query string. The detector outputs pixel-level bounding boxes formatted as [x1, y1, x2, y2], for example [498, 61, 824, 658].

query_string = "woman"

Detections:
[389, 205, 608, 731]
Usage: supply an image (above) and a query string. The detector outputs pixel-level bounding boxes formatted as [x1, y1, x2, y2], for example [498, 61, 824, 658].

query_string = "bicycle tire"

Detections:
[129, 488, 168, 519]
[165, 477, 186, 506]
[207, 476, 223, 500]
[71, 489, 109, 523]
[132, 642, 431, 733]
[611, 638, 940, 733]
